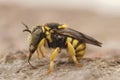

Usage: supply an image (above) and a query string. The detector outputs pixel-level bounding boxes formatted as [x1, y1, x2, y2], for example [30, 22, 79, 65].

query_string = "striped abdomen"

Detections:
[66, 37, 86, 60]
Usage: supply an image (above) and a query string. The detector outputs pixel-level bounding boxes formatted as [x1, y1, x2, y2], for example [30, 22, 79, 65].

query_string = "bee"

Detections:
[23, 22, 102, 73]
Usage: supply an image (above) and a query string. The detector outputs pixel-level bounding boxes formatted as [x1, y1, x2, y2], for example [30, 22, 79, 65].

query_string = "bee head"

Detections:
[23, 23, 44, 54]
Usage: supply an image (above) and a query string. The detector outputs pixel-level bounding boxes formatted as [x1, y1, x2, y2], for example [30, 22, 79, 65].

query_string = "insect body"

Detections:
[23, 22, 102, 73]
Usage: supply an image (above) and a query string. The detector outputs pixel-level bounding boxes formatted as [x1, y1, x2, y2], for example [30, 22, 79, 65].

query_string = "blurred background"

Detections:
[0, 0, 120, 58]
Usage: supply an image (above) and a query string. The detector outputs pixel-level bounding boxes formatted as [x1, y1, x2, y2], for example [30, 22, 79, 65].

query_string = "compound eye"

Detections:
[33, 27, 42, 35]
[35, 28, 41, 33]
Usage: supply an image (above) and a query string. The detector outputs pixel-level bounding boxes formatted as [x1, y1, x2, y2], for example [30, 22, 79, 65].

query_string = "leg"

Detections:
[40, 47, 46, 57]
[36, 48, 42, 59]
[36, 38, 46, 59]
[68, 56, 74, 63]
[48, 47, 60, 74]
[67, 42, 82, 67]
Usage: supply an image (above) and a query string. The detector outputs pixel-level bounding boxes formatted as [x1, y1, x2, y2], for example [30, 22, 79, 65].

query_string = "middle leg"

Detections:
[48, 47, 60, 74]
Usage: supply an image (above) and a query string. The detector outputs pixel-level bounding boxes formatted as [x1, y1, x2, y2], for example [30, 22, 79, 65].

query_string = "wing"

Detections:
[53, 28, 102, 47]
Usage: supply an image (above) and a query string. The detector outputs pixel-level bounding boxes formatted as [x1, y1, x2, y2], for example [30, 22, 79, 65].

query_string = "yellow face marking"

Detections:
[72, 39, 78, 48]
[76, 43, 85, 51]
[45, 26, 51, 30]
[58, 24, 67, 29]
[30, 45, 34, 50]
[67, 37, 72, 43]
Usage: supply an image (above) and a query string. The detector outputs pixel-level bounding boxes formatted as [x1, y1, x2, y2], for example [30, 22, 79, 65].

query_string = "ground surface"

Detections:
[0, 3, 120, 80]
[0, 51, 120, 80]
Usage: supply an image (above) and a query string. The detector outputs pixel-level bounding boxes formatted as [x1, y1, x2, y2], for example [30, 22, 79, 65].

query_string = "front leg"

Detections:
[36, 38, 46, 59]
[36, 48, 42, 59]
[40, 47, 46, 57]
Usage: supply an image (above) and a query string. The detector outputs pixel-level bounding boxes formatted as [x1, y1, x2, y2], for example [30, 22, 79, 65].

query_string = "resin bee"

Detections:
[23, 22, 102, 73]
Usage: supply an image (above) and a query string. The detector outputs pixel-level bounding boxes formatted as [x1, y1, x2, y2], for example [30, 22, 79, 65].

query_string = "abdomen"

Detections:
[66, 37, 86, 60]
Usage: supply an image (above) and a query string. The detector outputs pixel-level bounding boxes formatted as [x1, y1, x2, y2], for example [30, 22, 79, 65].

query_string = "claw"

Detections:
[75, 63, 83, 67]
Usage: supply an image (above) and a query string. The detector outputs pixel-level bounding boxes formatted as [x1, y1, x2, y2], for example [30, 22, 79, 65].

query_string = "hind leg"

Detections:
[67, 42, 82, 67]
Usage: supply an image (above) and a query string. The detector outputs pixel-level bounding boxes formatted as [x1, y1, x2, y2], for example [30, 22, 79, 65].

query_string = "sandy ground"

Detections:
[0, 51, 120, 80]
[0, 4, 120, 80]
